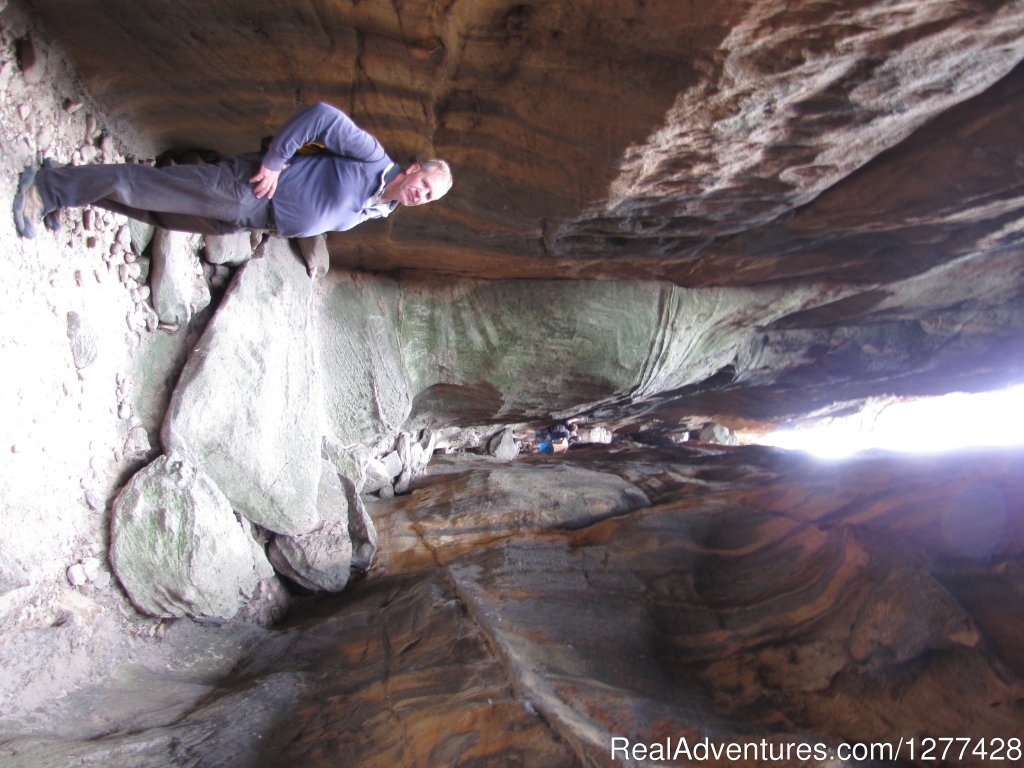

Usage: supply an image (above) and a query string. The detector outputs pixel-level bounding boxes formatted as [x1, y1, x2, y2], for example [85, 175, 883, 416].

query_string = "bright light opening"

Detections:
[746, 384, 1024, 459]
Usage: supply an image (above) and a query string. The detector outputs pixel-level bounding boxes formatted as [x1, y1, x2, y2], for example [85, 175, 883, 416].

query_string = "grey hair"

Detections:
[419, 159, 453, 193]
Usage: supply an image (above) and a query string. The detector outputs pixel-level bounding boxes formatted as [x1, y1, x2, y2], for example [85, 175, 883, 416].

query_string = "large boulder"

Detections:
[162, 238, 323, 534]
[109, 455, 273, 619]
[149, 227, 210, 327]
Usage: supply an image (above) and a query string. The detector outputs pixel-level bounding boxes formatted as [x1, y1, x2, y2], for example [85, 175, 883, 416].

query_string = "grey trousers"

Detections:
[35, 153, 274, 235]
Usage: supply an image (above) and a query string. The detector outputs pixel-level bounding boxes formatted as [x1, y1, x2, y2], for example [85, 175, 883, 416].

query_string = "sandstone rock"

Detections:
[0, 544, 29, 596]
[315, 274, 411, 446]
[109, 454, 273, 619]
[15, 35, 45, 85]
[848, 569, 980, 669]
[36, 123, 53, 151]
[65, 311, 97, 370]
[418, 429, 437, 459]
[578, 425, 613, 444]
[697, 422, 738, 445]
[162, 238, 323, 534]
[149, 228, 210, 326]
[361, 456, 391, 494]
[209, 265, 232, 289]
[127, 220, 154, 256]
[339, 472, 376, 570]
[204, 232, 254, 266]
[321, 438, 367, 492]
[66, 563, 87, 587]
[267, 462, 353, 592]
[83, 489, 105, 513]
[397, 280, 822, 421]
[115, 225, 132, 251]
[487, 428, 518, 461]
[81, 557, 101, 582]
[297, 235, 329, 279]
[394, 432, 414, 494]
[407, 461, 650, 539]
[380, 450, 403, 479]
[123, 424, 151, 460]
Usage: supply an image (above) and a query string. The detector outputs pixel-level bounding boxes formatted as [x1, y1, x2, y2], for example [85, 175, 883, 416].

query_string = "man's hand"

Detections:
[249, 164, 283, 199]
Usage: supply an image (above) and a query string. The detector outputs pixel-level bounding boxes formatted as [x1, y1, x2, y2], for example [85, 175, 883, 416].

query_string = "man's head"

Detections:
[382, 160, 452, 207]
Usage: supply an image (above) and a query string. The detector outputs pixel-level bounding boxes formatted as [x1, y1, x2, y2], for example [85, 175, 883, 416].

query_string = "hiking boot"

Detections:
[12, 165, 45, 239]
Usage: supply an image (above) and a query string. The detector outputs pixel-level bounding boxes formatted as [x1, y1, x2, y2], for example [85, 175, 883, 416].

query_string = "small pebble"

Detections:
[66, 563, 87, 587]
[37, 124, 53, 151]
[81, 557, 101, 582]
[84, 490, 104, 512]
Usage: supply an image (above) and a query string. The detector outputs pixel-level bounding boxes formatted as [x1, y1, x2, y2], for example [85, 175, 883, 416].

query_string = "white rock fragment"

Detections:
[66, 563, 87, 587]
[81, 557, 101, 582]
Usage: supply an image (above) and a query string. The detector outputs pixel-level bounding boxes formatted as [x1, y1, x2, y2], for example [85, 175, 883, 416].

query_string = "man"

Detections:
[13, 101, 452, 239]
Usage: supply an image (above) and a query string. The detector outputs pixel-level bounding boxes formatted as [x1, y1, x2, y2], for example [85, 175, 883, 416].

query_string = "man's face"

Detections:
[386, 164, 449, 207]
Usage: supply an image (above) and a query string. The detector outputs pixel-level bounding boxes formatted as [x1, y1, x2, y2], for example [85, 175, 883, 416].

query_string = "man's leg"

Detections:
[33, 154, 272, 234]
[89, 200, 253, 236]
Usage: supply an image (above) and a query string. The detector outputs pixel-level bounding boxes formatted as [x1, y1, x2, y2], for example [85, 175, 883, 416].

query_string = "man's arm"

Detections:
[262, 102, 385, 171]
[250, 102, 386, 199]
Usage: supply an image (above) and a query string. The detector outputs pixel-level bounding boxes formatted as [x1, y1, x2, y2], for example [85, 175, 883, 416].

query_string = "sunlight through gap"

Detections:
[749, 384, 1024, 459]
